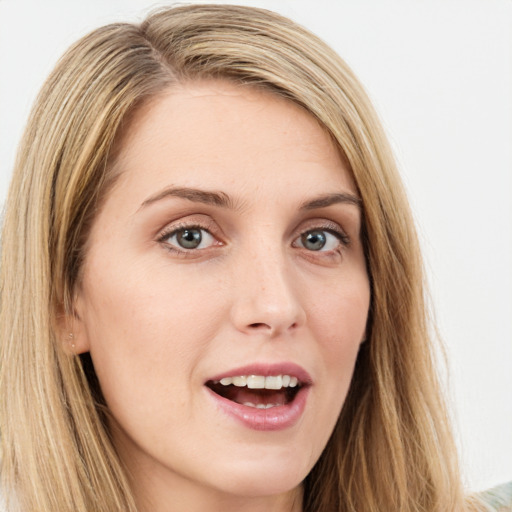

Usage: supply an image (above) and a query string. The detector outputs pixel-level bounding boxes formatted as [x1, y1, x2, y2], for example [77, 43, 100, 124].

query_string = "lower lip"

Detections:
[205, 386, 310, 431]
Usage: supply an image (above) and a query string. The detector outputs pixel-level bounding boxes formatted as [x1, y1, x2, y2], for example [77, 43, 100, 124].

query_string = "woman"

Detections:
[0, 4, 509, 512]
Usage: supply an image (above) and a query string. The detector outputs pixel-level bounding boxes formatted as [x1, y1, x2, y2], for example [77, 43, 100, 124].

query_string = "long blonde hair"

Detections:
[0, 5, 473, 511]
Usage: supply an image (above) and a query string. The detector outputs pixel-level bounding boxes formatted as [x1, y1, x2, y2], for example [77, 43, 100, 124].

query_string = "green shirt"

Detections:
[479, 482, 512, 511]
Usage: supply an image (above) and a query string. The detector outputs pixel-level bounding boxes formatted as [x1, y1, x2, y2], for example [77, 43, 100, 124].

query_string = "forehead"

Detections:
[109, 80, 356, 207]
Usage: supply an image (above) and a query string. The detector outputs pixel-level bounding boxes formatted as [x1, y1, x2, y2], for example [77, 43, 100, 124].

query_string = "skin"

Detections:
[70, 80, 370, 512]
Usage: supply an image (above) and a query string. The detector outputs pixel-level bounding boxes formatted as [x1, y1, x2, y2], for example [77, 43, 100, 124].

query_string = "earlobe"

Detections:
[62, 322, 90, 356]
[56, 299, 91, 355]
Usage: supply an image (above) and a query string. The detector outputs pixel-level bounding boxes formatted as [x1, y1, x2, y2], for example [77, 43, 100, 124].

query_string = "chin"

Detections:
[201, 454, 310, 498]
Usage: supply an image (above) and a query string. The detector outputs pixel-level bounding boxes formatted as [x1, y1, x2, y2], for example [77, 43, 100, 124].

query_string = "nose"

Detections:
[229, 245, 306, 338]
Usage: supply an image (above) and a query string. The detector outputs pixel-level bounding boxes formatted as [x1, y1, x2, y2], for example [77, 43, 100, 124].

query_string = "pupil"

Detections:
[302, 230, 326, 251]
[177, 229, 202, 249]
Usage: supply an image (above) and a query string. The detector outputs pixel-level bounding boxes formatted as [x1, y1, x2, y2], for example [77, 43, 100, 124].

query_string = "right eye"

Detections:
[161, 226, 216, 250]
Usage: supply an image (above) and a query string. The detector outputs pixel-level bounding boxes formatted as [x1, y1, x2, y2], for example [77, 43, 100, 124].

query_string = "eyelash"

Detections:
[157, 220, 350, 258]
[294, 227, 350, 252]
[157, 221, 220, 257]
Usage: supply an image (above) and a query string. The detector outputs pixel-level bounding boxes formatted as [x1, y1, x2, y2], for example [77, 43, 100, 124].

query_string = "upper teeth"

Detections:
[216, 375, 298, 390]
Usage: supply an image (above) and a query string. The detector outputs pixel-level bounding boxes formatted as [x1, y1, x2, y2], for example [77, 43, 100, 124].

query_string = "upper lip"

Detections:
[205, 362, 313, 386]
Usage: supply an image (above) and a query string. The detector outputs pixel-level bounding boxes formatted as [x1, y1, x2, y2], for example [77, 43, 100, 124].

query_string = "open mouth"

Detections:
[206, 375, 304, 409]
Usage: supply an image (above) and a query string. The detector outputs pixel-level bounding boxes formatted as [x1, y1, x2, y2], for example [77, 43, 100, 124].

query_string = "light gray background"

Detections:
[1, 0, 510, 493]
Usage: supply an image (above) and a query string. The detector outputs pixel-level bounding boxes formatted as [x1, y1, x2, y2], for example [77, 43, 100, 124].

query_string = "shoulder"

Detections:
[478, 482, 512, 511]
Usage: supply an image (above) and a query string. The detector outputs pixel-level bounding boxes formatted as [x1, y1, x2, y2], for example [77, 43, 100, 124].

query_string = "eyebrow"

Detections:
[299, 192, 361, 210]
[139, 187, 361, 212]
[139, 187, 238, 210]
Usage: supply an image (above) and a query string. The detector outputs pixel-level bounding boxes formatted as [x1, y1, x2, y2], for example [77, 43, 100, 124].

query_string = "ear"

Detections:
[55, 295, 91, 356]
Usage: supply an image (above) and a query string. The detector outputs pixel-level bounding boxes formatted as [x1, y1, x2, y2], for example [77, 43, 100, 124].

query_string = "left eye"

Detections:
[164, 227, 215, 250]
[295, 229, 341, 252]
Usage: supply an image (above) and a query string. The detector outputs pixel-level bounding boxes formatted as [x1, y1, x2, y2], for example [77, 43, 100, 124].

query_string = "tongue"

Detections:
[227, 387, 287, 406]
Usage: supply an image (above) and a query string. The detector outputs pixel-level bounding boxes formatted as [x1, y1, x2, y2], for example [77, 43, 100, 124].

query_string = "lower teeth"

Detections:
[243, 402, 279, 409]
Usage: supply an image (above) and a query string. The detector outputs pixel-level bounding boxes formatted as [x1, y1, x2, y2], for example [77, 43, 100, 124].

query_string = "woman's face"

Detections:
[72, 81, 370, 509]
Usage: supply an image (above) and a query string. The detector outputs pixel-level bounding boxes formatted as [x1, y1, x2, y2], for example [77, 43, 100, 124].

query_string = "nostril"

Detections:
[248, 321, 299, 332]
[249, 322, 270, 329]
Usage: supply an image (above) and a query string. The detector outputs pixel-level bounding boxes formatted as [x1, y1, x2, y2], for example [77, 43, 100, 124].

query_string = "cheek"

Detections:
[291, 275, 369, 467]
[309, 274, 369, 347]
[307, 274, 369, 400]
[78, 260, 225, 409]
